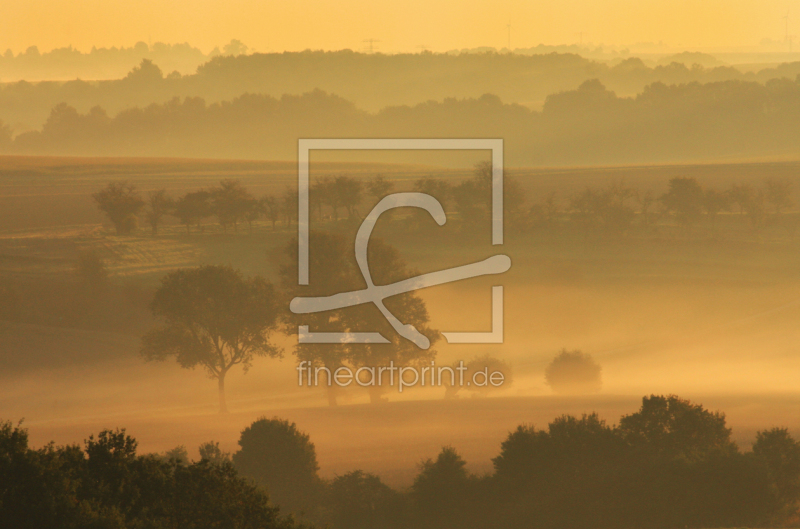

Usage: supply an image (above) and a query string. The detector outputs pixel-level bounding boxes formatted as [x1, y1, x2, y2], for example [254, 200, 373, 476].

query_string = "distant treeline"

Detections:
[89, 167, 798, 242]
[4, 395, 800, 529]
[4, 74, 800, 165]
[3, 50, 800, 131]
[0, 40, 249, 83]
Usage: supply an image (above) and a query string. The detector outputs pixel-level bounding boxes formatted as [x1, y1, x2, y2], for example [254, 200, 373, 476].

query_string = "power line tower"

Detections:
[362, 38, 381, 54]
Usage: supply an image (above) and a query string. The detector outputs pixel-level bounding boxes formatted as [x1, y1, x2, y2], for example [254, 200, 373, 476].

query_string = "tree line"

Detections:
[3, 51, 800, 132]
[4, 74, 800, 165]
[91, 170, 798, 241]
[4, 394, 800, 528]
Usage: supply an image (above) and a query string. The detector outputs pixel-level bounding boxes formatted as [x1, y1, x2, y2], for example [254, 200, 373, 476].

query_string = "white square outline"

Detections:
[297, 138, 504, 344]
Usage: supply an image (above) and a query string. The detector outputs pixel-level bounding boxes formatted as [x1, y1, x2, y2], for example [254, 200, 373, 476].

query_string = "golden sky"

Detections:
[2, 0, 797, 53]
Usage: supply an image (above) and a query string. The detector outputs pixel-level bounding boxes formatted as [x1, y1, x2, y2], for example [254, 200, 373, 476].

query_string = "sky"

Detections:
[1, 0, 798, 54]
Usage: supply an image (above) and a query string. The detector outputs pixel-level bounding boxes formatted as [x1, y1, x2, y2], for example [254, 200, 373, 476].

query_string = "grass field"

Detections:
[3, 155, 800, 488]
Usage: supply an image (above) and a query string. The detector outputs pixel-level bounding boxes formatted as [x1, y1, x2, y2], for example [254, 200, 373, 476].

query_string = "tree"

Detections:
[702, 188, 730, 226]
[618, 394, 737, 461]
[92, 181, 145, 235]
[340, 239, 439, 403]
[412, 446, 472, 529]
[544, 349, 602, 394]
[145, 188, 172, 235]
[753, 428, 800, 518]
[232, 417, 322, 516]
[326, 470, 406, 529]
[262, 196, 280, 230]
[172, 190, 214, 234]
[140, 265, 283, 412]
[243, 196, 263, 233]
[213, 179, 253, 233]
[660, 177, 704, 229]
[333, 175, 363, 219]
[282, 232, 438, 405]
[281, 232, 359, 406]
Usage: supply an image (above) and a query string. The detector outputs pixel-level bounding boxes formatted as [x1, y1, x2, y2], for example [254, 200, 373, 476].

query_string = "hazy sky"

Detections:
[2, 0, 798, 53]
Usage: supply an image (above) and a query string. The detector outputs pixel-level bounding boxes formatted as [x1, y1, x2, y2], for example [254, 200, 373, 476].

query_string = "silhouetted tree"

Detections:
[412, 446, 472, 529]
[233, 417, 322, 517]
[92, 181, 144, 235]
[140, 265, 282, 412]
[325, 470, 407, 529]
[618, 394, 738, 461]
[753, 427, 800, 520]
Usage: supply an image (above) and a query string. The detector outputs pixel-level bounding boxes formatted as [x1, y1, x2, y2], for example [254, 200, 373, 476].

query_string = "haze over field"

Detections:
[5, 4, 800, 527]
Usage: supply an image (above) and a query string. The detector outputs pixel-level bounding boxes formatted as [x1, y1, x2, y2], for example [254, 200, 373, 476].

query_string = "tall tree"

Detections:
[232, 417, 322, 517]
[140, 265, 282, 412]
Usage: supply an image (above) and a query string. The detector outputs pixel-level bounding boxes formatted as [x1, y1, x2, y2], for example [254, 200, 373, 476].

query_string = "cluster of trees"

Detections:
[253, 397, 800, 529]
[4, 75, 800, 164]
[90, 162, 525, 236]
[530, 175, 797, 238]
[86, 169, 800, 241]
[91, 179, 296, 236]
[8, 396, 795, 528]
[0, 420, 300, 529]
[140, 229, 445, 410]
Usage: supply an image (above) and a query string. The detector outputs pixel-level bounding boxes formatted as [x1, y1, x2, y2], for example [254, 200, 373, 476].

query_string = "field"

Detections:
[2, 155, 800, 488]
